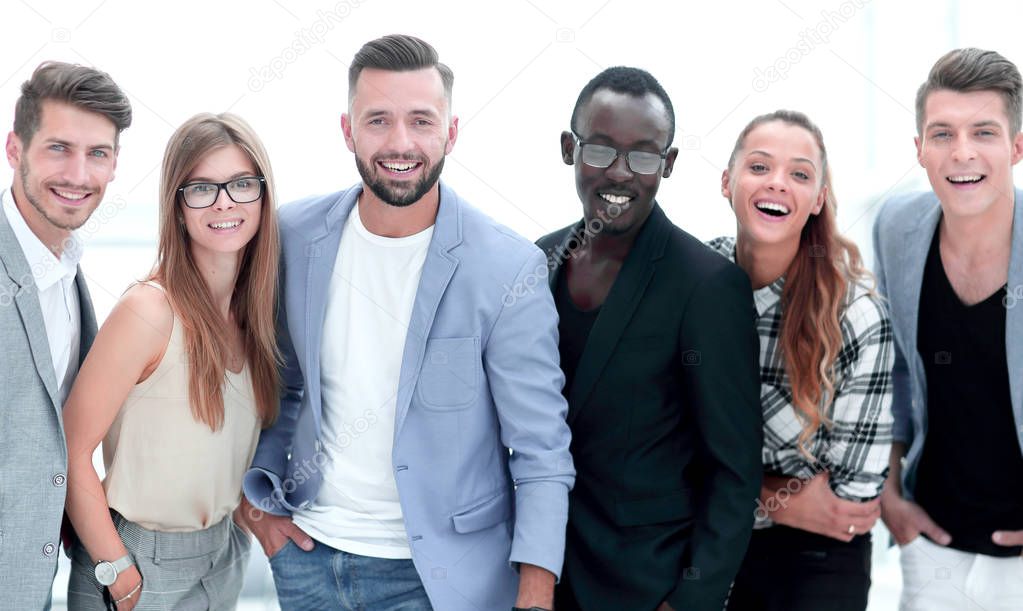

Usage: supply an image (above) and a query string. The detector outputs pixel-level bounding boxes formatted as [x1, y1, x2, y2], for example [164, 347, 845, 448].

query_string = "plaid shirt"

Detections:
[709, 237, 894, 502]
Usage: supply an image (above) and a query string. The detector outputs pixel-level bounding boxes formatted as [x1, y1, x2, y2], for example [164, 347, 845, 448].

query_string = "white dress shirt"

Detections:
[2, 188, 82, 404]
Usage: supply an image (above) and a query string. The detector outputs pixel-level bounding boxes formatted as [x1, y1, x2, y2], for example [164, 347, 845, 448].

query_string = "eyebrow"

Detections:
[747, 149, 817, 170]
[926, 120, 1003, 130]
[584, 134, 664, 149]
[363, 108, 441, 119]
[184, 171, 257, 183]
[44, 137, 115, 151]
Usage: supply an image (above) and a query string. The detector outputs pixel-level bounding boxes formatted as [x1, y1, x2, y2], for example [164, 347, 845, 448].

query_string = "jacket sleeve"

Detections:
[667, 262, 763, 611]
[484, 246, 575, 579]
[872, 206, 914, 446]
[243, 247, 305, 516]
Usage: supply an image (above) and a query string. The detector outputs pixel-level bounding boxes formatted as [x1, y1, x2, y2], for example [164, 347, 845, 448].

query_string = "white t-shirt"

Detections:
[293, 204, 433, 559]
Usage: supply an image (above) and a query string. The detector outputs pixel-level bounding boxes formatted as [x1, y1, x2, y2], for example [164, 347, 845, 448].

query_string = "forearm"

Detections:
[882, 442, 907, 499]
[515, 564, 555, 608]
[65, 456, 127, 565]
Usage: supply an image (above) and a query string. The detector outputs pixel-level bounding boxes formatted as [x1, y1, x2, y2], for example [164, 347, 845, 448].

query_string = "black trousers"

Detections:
[725, 525, 872, 611]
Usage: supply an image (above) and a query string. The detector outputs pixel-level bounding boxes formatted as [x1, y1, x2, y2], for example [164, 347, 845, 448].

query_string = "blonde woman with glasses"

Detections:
[64, 113, 280, 610]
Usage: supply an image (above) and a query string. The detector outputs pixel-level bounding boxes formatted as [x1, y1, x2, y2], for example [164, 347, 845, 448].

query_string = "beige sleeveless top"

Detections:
[102, 284, 261, 532]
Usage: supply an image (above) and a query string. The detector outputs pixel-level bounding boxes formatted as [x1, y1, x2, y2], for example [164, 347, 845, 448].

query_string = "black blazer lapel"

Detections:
[566, 205, 671, 425]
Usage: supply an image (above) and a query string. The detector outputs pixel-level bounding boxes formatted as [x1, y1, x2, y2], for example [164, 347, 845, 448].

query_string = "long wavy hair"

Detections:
[727, 110, 872, 455]
[150, 112, 280, 430]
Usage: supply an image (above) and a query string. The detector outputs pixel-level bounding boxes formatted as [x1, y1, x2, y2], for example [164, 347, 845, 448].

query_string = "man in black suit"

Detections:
[538, 67, 762, 611]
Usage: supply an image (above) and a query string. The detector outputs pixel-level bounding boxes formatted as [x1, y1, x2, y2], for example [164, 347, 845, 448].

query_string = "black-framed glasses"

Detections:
[177, 176, 266, 209]
[572, 132, 668, 175]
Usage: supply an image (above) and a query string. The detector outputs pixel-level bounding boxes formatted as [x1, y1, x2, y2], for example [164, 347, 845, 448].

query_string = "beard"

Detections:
[356, 154, 446, 208]
[19, 159, 94, 231]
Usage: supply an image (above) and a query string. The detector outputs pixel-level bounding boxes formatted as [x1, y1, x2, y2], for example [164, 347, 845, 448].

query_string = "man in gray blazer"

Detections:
[0, 62, 131, 609]
[875, 48, 1023, 610]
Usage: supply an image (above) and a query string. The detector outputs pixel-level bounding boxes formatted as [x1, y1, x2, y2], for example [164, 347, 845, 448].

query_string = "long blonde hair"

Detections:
[728, 110, 872, 455]
[151, 112, 280, 430]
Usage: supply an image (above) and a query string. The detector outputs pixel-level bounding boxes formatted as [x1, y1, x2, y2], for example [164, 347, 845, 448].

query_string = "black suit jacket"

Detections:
[538, 205, 762, 611]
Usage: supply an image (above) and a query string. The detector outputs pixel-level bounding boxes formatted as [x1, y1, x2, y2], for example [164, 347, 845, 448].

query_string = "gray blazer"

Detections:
[872, 189, 1023, 498]
[0, 201, 97, 609]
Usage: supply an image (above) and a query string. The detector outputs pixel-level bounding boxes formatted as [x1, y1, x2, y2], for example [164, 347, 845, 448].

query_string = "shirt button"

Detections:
[53, 473, 66, 487]
[42, 543, 56, 557]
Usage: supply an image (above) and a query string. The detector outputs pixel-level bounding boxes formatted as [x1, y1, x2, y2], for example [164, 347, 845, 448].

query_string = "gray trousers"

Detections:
[67, 511, 250, 610]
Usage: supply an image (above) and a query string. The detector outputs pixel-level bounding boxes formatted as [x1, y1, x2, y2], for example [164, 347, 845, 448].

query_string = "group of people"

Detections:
[0, 33, 1019, 611]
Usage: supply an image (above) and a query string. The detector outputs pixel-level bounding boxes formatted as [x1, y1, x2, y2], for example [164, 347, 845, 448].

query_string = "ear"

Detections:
[662, 147, 679, 178]
[1011, 130, 1023, 166]
[720, 168, 732, 200]
[6, 132, 22, 170]
[341, 113, 356, 153]
[914, 134, 924, 168]
[812, 184, 827, 216]
[444, 115, 459, 154]
[560, 131, 575, 165]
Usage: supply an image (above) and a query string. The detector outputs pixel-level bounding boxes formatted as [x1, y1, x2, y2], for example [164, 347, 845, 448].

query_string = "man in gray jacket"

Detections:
[876, 48, 1023, 610]
[0, 61, 131, 609]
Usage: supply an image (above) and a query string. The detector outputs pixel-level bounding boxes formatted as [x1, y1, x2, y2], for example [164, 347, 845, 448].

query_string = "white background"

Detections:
[2, 0, 1019, 608]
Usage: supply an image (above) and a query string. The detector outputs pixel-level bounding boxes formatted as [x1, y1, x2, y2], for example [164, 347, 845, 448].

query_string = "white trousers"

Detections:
[899, 535, 1023, 610]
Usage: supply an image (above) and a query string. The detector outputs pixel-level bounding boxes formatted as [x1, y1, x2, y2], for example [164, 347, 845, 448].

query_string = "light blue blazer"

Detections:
[873, 189, 1023, 498]
[243, 182, 575, 610]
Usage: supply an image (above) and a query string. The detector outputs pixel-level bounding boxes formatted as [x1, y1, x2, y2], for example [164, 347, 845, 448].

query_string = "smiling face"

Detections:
[342, 67, 456, 207]
[722, 120, 826, 249]
[5, 99, 118, 240]
[916, 89, 1023, 220]
[179, 144, 262, 260]
[562, 89, 677, 236]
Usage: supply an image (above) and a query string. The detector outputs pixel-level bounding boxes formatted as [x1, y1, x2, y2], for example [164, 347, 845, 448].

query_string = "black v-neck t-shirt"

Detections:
[554, 266, 601, 400]
[914, 227, 1023, 557]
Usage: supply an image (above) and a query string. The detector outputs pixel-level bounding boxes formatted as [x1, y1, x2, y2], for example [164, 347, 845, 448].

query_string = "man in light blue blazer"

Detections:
[239, 35, 574, 611]
[875, 48, 1023, 611]
[0, 62, 130, 610]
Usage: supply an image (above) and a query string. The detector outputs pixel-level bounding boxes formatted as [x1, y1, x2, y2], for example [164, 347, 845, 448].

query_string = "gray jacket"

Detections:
[0, 201, 97, 609]
[872, 189, 1023, 498]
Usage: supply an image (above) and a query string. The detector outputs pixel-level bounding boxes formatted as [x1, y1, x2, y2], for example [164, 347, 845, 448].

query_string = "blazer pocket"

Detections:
[417, 337, 480, 411]
[451, 489, 512, 534]
[614, 489, 695, 527]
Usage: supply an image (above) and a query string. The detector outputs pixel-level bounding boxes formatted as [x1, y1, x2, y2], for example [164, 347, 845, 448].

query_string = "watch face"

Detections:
[95, 561, 117, 586]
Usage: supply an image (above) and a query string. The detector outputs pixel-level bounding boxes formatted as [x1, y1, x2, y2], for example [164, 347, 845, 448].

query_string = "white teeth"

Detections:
[54, 189, 86, 200]
[755, 201, 791, 214]
[599, 193, 632, 204]
[209, 221, 241, 230]
[382, 162, 417, 172]
[947, 175, 983, 183]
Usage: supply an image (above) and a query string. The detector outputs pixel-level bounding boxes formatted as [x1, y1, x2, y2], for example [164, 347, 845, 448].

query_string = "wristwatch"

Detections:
[94, 554, 134, 586]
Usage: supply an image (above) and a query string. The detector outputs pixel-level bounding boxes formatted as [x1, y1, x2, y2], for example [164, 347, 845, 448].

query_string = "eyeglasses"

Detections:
[572, 132, 668, 175]
[177, 176, 266, 209]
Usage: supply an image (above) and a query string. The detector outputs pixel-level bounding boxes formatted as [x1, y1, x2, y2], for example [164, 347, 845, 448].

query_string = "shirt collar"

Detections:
[715, 235, 785, 318]
[2, 188, 83, 291]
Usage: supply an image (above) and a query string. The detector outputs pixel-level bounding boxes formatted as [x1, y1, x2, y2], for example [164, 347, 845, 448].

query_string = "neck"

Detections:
[939, 191, 1015, 261]
[735, 232, 798, 290]
[358, 183, 439, 238]
[190, 245, 241, 319]
[10, 183, 70, 258]
[583, 206, 652, 262]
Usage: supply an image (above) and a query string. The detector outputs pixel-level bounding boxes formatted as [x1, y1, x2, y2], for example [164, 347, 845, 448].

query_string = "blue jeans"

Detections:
[269, 540, 433, 610]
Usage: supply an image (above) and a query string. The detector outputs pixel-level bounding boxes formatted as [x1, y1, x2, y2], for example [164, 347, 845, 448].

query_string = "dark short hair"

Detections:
[570, 66, 675, 146]
[348, 34, 453, 108]
[14, 61, 132, 146]
[915, 48, 1022, 135]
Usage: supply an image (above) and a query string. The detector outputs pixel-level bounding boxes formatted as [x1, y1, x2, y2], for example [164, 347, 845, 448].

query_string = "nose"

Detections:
[605, 153, 634, 183]
[63, 151, 90, 186]
[950, 133, 977, 163]
[765, 169, 788, 192]
[385, 121, 414, 153]
[212, 186, 236, 211]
